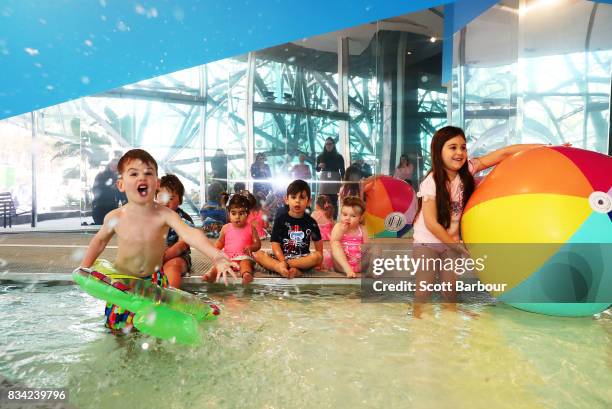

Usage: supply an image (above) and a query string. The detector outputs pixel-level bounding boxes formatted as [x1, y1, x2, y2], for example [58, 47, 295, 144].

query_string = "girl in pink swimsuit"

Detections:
[203, 194, 261, 285]
[311, 195, 335, 241]
[244, 191, 268, 239]
[330, 196, 368, 278]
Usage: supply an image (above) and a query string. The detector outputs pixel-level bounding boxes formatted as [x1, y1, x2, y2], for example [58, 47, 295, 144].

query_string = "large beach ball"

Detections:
[462, 146, 612, 317]
[363, 175, 416, 238]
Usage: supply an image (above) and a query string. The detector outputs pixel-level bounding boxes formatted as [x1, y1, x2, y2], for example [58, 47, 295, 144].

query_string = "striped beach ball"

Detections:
[461, 146, 612, 317]
[363, 175, 416, 238]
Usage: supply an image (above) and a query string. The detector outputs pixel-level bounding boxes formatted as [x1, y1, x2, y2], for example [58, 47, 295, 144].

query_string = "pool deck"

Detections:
[0, 231, 424, 286]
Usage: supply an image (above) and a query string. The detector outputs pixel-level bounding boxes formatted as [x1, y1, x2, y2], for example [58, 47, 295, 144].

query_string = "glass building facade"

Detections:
[0, 1, 610, 230]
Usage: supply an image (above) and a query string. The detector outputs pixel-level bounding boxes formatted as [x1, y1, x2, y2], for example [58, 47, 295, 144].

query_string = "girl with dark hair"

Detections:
[413, 126, 548, 312]
[316, 137, 345, 218]
[311, 194, 335, 241]
[243, 190, 268, 240]
[393, 154, 414, 186]
[338, 164, 363, 202]
[203, 194, 261, 285]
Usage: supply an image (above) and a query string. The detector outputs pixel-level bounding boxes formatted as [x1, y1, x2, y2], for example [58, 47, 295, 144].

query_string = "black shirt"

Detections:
[271, 212, 321, 259]
[166, 207, 194, 251]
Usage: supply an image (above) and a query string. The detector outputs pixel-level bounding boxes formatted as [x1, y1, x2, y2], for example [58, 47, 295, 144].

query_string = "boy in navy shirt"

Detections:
[253, 180, 323, 278]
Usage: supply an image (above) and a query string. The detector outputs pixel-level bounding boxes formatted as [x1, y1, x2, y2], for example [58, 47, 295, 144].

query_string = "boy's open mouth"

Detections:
[137, 184, 148, 197]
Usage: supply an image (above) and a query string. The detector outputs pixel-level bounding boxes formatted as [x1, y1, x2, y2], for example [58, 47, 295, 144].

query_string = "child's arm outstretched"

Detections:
[165, 210, 238, 284]
[330, 223, 356, 278]
[474, 143, 548, 172]
[81, 211, 117, 268]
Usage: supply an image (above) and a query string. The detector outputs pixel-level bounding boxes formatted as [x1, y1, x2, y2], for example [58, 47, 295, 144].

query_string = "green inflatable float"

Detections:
[73, 259, 220, 344]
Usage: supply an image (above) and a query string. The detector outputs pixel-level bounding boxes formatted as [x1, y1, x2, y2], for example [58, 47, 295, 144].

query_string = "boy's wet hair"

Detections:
[342, 196, 366, 216]
[286, 179, 310, 198]
[117, 149, 158, 175]
[226, 194, 252, 213]
[159, 174, 185, 204]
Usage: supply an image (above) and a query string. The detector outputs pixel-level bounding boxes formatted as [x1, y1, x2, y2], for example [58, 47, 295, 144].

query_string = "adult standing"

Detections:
[393, 154, 414, 186]
[91, 157, 124, 225]
[211, 148, 228, 190]
[316, 137, 345, 218]
[250, 152, 272, 198]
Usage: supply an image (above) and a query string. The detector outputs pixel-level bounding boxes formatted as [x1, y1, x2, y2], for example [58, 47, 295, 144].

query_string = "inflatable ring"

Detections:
[73, 259, 220, 344]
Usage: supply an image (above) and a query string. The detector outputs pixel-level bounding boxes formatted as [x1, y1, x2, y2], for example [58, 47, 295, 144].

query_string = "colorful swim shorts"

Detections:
[104, 270, 169, 333]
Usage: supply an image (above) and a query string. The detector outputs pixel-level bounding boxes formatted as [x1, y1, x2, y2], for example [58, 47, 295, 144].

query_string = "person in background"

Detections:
[291, 153, 312, 181]
[251, 152, 272, 199]
[200, 182, 226, 238]
[211, 149, 228, 190]
[393, 154, 414, 186]
[316, 137, 345, 218]
[338, 164, 363, 203]
[233, 181, 246, 194]
[91, 156, 125, 225]
[353, 155, 372, 179]
[243, 190, 268, 240]
[311, 194, 334, 241]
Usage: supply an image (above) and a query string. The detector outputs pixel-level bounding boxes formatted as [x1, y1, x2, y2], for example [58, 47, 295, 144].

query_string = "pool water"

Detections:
[0, 283, 610, 408]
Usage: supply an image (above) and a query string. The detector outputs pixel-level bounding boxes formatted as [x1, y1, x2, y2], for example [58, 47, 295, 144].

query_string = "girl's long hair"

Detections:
[414, 126, 475, 228]
[316, 194, 334, 220]
[341, 165, 362, 197]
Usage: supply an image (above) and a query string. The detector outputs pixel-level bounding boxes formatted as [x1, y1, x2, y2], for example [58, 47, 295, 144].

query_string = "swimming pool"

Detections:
[0, 283, 610, 408]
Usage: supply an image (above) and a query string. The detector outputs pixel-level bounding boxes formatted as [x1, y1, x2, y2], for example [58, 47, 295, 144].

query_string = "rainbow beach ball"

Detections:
[363, 175, 416, 238]
[461, 146, 612, 317]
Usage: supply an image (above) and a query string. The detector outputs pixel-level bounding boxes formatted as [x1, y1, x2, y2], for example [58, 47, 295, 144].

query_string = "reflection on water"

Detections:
[0, 284, 610, 408]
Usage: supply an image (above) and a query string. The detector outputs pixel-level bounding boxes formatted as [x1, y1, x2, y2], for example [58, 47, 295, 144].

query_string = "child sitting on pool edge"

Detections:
[203, 194, 261, 285]
[80, 149, 238, 333]
[156, 174, 194, 289]
[253, 179, 323, 278]
[330, 196, 368, 278]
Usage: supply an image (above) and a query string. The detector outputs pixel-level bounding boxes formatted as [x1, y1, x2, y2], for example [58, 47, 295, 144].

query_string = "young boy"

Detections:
[156, 174, 193, 288]
[253, 179, 323, 278]
[81, 149, 237, 332]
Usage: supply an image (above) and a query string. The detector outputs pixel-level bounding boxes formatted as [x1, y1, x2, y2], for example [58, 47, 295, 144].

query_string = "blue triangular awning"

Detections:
[0, 0, 454, 120]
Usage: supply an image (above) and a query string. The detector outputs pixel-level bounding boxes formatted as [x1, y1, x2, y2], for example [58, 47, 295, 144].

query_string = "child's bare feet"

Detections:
[202, 269, 217, 283]
[287, 267, 301, 279]
[241, 272, 253, 285]
[275, 261, 290, 277]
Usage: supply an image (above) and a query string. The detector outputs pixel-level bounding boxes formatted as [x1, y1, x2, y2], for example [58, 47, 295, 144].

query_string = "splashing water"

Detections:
[71, 248, 86, 263]
[0, 284, 609, 408]
[24, 47, 39, 56]
[107, 217, 118, 232]
[157, 191, 170, 205]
